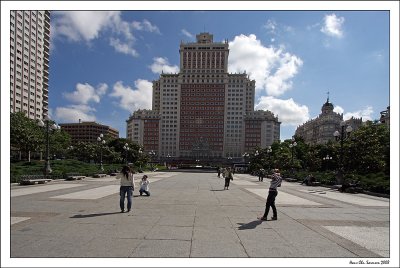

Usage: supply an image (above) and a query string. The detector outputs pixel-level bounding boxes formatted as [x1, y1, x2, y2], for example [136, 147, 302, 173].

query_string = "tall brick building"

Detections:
[127, 32, 280, 161]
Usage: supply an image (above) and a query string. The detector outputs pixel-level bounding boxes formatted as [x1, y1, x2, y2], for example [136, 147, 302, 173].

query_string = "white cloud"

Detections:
[149, 57, 179, 74]
[264, 19, 277, 34]
[334, 105, 373, 121]
[229, 34, 303, 96]
[109, 38, 139, 57]
[52, 11, 120, 42]
[52, 12, 161, 57]
[344, 106, 374, 121]
[255, 96, 309, 126]
[181, 29, 194, 39]
[63, 83, 108, 105]
[321, 14, 345, 38]
[109, 80, 153, 112]
[131, 19, 160, 33]
[54, 105, 97, 123]
[333, 105, 344, 115]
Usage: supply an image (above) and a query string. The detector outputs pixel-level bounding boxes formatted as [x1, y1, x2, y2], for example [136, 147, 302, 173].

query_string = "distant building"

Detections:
[126, 32, 280, 161]
[379, 106, 390, 127]
[127, 110, 160, 153]
[295, 98, 362, 145]
[60, 120, 119, 143]
[10, 11, 51, 120]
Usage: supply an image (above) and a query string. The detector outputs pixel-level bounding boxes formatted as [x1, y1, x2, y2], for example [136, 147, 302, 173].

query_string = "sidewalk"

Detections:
[8, 171, 391, 263]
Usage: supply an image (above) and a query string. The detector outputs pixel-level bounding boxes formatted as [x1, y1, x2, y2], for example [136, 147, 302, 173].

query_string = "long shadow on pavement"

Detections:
[70, 212, 122, 218]
[237, 220, 263, 230]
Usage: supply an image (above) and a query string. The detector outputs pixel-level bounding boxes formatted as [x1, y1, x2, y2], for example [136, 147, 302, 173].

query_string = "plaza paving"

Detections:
[8, 170, 391, 262]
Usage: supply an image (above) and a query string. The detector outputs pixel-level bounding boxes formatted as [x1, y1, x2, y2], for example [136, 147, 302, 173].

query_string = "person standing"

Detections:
[116, 165, 135, 213]
[258, 168, 282, 221]
[258, 168, 265, 182]
[224, 167, 233, 190]
[139, 175, 150, 196]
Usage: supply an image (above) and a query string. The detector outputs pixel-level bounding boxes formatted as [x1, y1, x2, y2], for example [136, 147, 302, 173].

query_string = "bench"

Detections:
[284, 177, 297, 182]
[65, 173, 86, 181]
[93, 173, 107, 178]
[19, 175, 52, 185]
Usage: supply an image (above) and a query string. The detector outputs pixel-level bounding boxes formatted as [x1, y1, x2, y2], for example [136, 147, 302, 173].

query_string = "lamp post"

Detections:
[149, 150, 156, 170]
[333, 121, 353, 183]
[266, 146, 272, 172]
[123, 143, 130, 165]
[138, 148, 143, 170]
[167, 153, 171, 169]
[289, 138, 297, 175]
[97, 134, 106, 171]
[323, 154, 333, 171]
[242, 152, 249, 171]
[37, 116, 60, 175]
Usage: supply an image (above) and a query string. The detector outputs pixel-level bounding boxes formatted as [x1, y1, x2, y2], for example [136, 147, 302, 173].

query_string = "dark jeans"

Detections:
[263, 190, 278, 218]
[120, 186, 133, 211]
[139, 189, 150, 196]
[224, 178, 231, 188]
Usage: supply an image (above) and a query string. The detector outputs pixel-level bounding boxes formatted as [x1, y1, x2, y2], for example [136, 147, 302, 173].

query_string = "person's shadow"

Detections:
[237, 220, 263, 230]
[70, 212, 122, 218]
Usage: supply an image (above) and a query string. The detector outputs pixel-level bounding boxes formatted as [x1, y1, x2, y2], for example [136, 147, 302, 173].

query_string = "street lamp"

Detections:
[167, 153, 171, 168]
[123, 143, 130, 165]
[323, 154, 333, 171]
[266, 146, 272, 172]
[333, 121, 353, 183]
[138, 148, 143, 170]
[149, 150, 156, 170]
[97, 134, 106, 171]
[37, 115, 60, 175]
[289, 138, 297, 175]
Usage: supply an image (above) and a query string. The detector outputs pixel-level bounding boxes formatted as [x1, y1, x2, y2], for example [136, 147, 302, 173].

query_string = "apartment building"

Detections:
[10, 10, 50, 120]
[60, 121, 119, 143]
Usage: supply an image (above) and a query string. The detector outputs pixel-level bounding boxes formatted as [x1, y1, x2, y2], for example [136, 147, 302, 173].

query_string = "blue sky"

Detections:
[47, 9, 390, 140]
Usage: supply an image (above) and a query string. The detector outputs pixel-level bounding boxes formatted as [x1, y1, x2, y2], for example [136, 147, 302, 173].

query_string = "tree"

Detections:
[49, 129, 71, 159]
[10, 112, 43, 162]
[347, 122, 389, 174]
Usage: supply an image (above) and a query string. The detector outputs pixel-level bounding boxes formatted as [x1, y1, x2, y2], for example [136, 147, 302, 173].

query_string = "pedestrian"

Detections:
[116, 165, 135, 213]
[224, 167, 234, 190]
[258, 168, 265, 182]
[258, 168, 282, 221]
[217, 167, 221, 178]
[139, 175, 150, 196]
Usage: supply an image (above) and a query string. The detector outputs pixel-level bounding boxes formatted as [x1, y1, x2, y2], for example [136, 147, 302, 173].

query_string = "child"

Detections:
[139, 175, 150, 196]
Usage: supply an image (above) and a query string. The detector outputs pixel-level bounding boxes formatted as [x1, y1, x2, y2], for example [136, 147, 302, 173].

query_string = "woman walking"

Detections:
[116, 165, 135, 213]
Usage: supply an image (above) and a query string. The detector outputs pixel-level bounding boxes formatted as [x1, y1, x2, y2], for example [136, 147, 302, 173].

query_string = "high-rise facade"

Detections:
[10, 11, 50, 120]
[127, 32, 280, 161]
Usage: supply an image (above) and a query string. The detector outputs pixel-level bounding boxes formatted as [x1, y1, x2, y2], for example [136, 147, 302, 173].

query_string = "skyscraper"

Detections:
[127, 32, 280, 162]
[10, 11, 50, 120]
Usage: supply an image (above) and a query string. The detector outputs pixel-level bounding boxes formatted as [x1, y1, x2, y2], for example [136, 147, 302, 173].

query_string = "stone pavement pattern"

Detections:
[10, 171, 390, 258]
